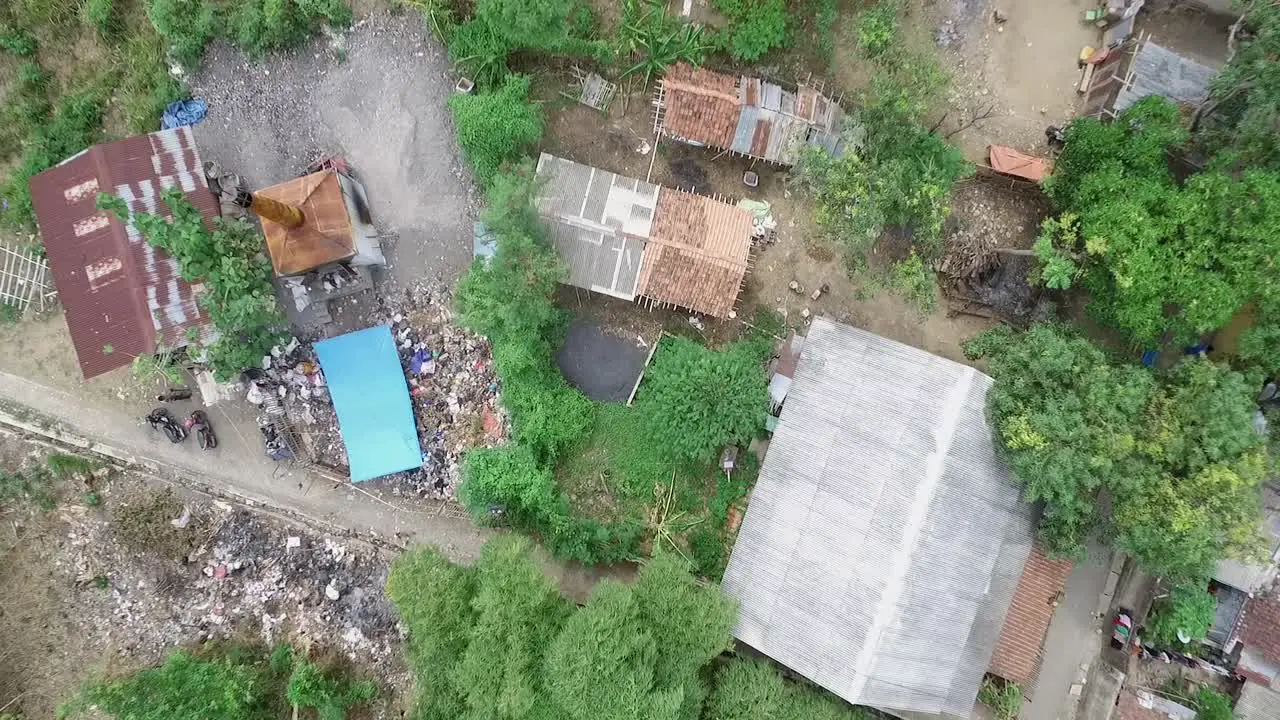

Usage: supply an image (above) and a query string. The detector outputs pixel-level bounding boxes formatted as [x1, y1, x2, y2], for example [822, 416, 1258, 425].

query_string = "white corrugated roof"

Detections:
[722, 318, 1034, 720]
[1239, 681, 1280, 720]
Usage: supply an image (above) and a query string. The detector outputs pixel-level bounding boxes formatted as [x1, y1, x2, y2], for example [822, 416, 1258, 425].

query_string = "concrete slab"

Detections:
[1077, 663, 1125, 720]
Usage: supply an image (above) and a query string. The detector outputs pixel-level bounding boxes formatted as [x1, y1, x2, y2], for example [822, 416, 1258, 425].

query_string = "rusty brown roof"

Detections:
[29, 127, 216, 380]
[257, 171, 354, 275]
[659, 63, 740, 149]
[638, 189, 752, 318]
[1240, 593, 1280, 664]
[988, 542, 1072, 685]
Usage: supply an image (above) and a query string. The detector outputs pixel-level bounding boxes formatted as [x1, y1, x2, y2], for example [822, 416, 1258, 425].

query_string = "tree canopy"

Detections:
[1039, 96, 1280, 344]
[386, 538, 744, 720]
[968, 325, 1266, 579]
[1195, 0, 1280, 169]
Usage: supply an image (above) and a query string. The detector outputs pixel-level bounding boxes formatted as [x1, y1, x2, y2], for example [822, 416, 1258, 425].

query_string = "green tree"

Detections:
[966, 325, 1155, 558]
[385, 546, 477, 719]
[713, 0, 788, 62]
[453, 536, 572, 720]
[449, 75, 545, 186]
[542, 552, 734, 720]
[1193, 0, 1280, 169]
[1145, 581, 1216, 647]
[99, 190, 285, 380]
[703, 658, 866, 720]
[970, 326, 1267, 579]
[635, 337, 767, 462]
[1040, 96, 1280, 345]
[460, 444, 565, 525]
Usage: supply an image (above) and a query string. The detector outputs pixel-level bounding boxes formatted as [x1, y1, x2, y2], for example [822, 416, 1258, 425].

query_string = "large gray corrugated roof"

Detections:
[1114, 40, 1217, 112]
[722, 318, 1035, 720]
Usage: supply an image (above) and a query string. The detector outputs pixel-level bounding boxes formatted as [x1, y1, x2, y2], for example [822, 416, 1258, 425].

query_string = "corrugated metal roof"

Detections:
[534, 153, 656, 300]
[722, 318, 1034, 720]
[659, 64, 844, 166]
[988, 543, 1072, 684]
[29, 127, 216, 379]
[639, 190, 752, 318]
[1239, 681, 1280, 720]
[1114, 40, 1217, 112]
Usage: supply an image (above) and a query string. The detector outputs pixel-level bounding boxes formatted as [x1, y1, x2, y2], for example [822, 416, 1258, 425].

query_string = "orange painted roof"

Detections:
[258, 170, 354, 275]
[989, 145, 1051, 183]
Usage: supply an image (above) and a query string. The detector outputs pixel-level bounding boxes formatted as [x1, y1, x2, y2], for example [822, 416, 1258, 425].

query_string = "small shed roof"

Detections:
[534, 154, 752, 317]
[988, 146, 1051, 183]
[29, 127, 215, 379]
[1114, 40, 1217, 112]
[313, 325, 422, 482]
[1240, 593, 1280, 665]
[1115, 689, 1196, 720]
[639, 190, 752, 318]
[534, 153, 656, 300]
[258, 171, 355, 275]
[721, 318, 1034, 720]
[988, 543, 1072, 685]
[657, 63, 844, 166]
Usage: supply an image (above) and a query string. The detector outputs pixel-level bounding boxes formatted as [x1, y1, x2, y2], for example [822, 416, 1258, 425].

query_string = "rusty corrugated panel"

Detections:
[743, 77, 761, 107]
[796, 87, 817, 121]
[987, 542, 1072, 684]
[750, 117, 772, 158]
[257, 171, 355, 275]
[29, 127, 216, 379]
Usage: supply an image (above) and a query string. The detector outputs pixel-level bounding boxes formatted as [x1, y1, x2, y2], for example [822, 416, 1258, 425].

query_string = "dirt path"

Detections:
[0, 370, 627, 601]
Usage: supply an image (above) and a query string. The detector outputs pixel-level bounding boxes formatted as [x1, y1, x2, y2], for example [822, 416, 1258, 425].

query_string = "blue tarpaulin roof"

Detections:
[314, 325, 422, 482]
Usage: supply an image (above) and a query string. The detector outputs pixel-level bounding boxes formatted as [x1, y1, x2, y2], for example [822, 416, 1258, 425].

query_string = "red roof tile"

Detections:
[29, 128, 217, 379]
[659, 63, 740, 149]
[1240, 594, 1280, 664]
[988, 543, 1073, 684]
[639, 189, 752, 318]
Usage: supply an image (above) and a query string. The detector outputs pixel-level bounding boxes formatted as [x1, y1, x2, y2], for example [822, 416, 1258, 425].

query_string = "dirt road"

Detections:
[0, 370, 625, 601]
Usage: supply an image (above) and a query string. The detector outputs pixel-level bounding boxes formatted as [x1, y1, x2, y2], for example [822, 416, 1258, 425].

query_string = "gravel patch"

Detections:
[188, 11, 481, 293]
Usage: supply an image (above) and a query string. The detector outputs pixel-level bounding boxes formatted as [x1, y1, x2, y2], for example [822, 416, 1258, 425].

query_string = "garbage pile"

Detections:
[373, 279, 506, 499]
[245, 338, 343, 467]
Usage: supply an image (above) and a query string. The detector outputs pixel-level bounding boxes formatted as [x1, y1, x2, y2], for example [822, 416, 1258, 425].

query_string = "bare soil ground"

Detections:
[0, 430, 407, 719]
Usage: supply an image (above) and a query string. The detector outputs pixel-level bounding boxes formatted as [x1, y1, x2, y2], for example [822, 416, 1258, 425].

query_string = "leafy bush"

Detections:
[0, 62, 51, 162]
[1196, 687, 1233, 720]
[99, 190, 285, 380]
[286, 659, 377, 720]
[448, 0, 603, 86]
[82, 0, 117, 36]
[449, 75, 544, 186]
[889, 250, 937, 313]
[0, 25, 38, 55]
[635, 337, 767, 462]
[714, 0, 788, 61]
[146, 0, 217, 67]
[460, 444, 565, 525]
[1147, 582, 1216, 647]
[77, 651, 268, 719]
[230, 0, 352, 58]
[2, 90, 106, 229]
[855, 0, 897, 59]
[978, 677, 1023, 720]
[618, 0, 711, 82]
[705, 658, 867, 720]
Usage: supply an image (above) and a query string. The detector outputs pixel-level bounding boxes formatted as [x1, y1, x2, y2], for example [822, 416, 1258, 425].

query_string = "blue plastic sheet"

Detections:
[314, 326, 423, 482]
[161, 99, 208, 130]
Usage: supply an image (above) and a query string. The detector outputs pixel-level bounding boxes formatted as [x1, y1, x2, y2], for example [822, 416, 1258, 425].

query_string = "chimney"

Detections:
[237, 191, 304, 228]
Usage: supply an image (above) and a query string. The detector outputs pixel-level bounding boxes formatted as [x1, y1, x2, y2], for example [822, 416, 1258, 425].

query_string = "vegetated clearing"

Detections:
[0, 430, 406, 719]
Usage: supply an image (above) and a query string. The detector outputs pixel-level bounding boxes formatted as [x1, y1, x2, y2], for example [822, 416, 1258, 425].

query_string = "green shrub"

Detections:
[230, 0, 352, 58]
[1147, 582, 1217, 647]
[82, 0, 118, 36]
[856, 0, 897, 59]
[979, 677, 1023, 720]
[449, 75, 544, 186]
[146, 0, 217, 67]
[2, 90, 106, 229]
[0, 62, 52, 161]
[77, 650, 268, 719]
[118, 29, 187, 134]
[618, 0, 711, 82]
[635, 337, 768, 462]
[460, 444, 565, 525]
[714, 0, 788, 61]
[286, 660, 377, 720]
[1195, 687, 1233, 720]
[889, 250, 937, 313]
[0, 25, 38, 56]
[705, 658, 868, 720]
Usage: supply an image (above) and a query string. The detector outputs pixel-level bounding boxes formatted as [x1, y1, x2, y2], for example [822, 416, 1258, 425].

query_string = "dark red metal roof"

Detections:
[29, 127, 217, 379]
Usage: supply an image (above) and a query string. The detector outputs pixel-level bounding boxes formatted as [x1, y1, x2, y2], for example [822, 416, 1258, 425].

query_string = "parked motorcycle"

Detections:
[184, 410, 218, 450]
[146, 408, 187, 444]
